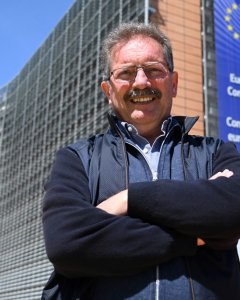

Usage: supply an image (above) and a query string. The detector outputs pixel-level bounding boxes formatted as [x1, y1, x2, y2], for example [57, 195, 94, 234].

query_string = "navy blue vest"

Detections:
[42, 115, 240, 299]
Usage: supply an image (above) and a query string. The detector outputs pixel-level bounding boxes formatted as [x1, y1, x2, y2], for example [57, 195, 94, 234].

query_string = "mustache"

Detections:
[123, 88, 162, 101]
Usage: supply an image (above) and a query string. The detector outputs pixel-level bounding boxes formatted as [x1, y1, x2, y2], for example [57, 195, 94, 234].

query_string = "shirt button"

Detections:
[127, 126, 133, 132]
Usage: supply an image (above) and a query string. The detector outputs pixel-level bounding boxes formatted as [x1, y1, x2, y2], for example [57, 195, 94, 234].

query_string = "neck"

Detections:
[137, 125, 163, 145]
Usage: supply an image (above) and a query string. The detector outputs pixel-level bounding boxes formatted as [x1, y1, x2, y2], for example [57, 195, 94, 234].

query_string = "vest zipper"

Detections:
[114, 120, 181, 299]
[125, 126, 178, 299]
[114, 127, 129, 189]
[125, 142, 158, 181]
[181, 136, 196, 300]
[185, 258, 196, 300]
[155, 265, 160, 300]
[108, 115, 130, 189]
[125, 123, 177, 181]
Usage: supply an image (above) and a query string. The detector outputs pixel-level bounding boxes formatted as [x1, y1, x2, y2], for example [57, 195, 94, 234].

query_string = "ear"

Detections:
[101, 81, 112, 104]
[171, 71, 178, 97]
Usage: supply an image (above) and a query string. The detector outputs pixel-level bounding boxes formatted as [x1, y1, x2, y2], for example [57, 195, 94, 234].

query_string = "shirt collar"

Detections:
[117, 117, 172, 140]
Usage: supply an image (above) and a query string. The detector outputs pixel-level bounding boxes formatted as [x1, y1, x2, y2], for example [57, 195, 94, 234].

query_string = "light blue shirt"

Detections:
[117, 118, 171, 177]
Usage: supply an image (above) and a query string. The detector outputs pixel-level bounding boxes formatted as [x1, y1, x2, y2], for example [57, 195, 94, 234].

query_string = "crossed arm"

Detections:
[43, 142, 240, 278]
[97, 169, 234, 246]
[97, 169, 234, 216]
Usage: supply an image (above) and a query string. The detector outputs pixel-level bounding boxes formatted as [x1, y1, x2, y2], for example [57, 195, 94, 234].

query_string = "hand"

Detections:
[197, 238, 205, 246]
[209, 169, 233, 180]
[97, 189, 128, 216]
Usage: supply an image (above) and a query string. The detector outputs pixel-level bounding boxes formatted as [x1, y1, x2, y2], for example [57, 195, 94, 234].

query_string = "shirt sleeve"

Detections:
[128, 142, 240, 239]
[42, 147, 196, 278]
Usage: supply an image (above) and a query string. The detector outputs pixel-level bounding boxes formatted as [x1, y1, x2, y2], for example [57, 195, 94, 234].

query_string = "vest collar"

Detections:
[107, 113, 199, 137]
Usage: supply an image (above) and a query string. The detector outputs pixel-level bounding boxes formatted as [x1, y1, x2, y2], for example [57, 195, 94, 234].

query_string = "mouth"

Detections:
[130, 96, 155, 103]
[124, 88, 161, 104]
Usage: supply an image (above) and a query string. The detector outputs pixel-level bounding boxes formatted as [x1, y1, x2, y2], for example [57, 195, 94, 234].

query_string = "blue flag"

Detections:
[214, 0, 240, 150]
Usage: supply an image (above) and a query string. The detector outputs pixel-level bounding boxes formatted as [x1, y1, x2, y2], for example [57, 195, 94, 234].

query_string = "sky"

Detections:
[0, 0, 76, 88]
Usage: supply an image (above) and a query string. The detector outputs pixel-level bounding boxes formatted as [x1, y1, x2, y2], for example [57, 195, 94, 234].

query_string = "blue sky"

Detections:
[0, 0, 75, 88]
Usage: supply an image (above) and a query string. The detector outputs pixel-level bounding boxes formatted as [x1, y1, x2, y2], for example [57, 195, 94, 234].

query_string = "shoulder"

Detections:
[214, 141, 239, 162]
[67, 134, 102, 156]
[68, 131, 119, 154]
[186, 135, 223, 153]
[68, 136, 96, 154]
[65, 133, 116, 174]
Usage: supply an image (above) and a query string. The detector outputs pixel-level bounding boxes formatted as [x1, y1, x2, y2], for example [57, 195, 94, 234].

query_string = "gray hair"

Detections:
[101, 22, 174, 80]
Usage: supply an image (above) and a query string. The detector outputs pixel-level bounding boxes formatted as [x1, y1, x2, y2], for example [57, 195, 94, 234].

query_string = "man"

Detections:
[42, 23, 240, 299]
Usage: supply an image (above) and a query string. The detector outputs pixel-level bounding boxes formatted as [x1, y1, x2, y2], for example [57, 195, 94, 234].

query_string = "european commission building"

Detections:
[0, 0, 218, 299]
[0, 1, 154, 298]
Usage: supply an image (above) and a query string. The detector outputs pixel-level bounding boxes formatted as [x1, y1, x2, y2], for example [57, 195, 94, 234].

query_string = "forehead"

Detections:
[110, 36, 164, 66]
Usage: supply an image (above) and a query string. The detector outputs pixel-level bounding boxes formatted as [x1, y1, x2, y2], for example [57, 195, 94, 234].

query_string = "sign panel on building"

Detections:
[214, 0, 240, 150]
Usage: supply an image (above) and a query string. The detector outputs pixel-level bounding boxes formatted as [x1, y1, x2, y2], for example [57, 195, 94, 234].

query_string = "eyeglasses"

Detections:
[109, 62, 169, 83]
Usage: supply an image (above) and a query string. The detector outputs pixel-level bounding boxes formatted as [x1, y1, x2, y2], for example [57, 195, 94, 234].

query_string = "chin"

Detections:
[132, 111, 156, 120]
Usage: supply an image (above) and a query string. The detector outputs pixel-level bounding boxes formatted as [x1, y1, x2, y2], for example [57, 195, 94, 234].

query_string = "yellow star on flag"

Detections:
[232, 3, 238, 10]
[224, 3, 240, 41]
[225, 15, 231, 21]
[234, 32, 239, 39]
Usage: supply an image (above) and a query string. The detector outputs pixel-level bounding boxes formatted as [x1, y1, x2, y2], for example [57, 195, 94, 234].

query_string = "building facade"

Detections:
[0, 0, 218, 299]
[0, 88, 7, 151]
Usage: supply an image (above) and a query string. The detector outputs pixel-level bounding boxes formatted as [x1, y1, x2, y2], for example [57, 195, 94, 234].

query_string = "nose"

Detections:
[132, 68, 151, 89]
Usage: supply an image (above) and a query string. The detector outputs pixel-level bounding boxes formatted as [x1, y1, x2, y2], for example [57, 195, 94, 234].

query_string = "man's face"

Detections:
[101, 36, 178, 133]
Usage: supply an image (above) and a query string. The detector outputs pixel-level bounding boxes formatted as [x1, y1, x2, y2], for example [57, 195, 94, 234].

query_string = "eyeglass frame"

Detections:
[107, 62, 171, 83]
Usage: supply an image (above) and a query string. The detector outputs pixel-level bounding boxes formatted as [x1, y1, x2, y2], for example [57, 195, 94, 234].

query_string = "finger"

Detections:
[209, 169, 234, 180]
[209, 172, 222, 180]
[221, 169, 234, 178]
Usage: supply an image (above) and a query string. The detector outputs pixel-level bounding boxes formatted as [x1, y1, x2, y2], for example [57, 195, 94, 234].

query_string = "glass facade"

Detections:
[0, 88, 7, 150]
[0, 0, 155, 299]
